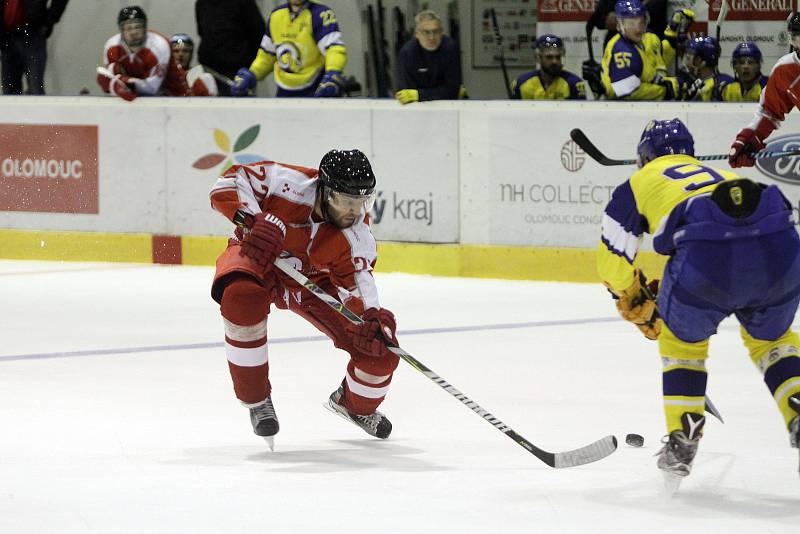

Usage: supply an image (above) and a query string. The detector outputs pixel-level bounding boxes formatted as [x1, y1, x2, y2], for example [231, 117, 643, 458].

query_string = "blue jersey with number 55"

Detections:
[598, 154, 740, 291]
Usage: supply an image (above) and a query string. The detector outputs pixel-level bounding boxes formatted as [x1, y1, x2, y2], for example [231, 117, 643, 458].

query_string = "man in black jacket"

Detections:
[394, 9, 462, 104]
[195, 0, 265, 96]
[0, 0, 68, 94]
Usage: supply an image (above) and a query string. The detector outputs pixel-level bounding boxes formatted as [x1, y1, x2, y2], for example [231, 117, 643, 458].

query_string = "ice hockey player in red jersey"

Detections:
[170, 33, 218, 97]
[209, 149, 399, 449]
[97, 6, 190, 101]
[729, 12, 800, 167]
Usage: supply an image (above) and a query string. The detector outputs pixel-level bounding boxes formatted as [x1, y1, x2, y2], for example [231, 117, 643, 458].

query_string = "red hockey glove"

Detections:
[239, 212, 287, 272]
[97, 72, 138, 101]
[353, 308, 398, 358]
[729, 128, 765, 168]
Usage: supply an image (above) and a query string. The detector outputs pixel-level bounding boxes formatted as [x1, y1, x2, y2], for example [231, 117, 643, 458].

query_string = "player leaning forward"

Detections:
[598, 118, 800, 479]
[209, 150, 399, 448]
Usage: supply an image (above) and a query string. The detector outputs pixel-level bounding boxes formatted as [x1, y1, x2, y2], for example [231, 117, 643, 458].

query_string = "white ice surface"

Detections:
[0, 260, 798, 534]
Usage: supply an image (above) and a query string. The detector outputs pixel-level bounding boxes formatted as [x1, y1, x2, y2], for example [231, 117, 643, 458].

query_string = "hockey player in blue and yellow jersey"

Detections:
[720, 42, 768, 102]
[511, 34, 585, 100]
[231, 0, 347, 97]
[598, 118, 800, 482]
[681, 36, 733, 101]
[601, 0, 676, 100]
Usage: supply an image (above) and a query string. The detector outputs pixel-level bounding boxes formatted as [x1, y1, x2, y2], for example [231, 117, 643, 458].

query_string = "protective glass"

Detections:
[327, 189, 376, 213]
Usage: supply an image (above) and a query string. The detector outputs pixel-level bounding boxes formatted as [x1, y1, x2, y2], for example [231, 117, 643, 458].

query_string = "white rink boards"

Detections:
[0, 260, 798, 534]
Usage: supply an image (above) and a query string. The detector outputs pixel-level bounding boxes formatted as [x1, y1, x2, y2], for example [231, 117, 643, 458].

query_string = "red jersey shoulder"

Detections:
[768, 52, 800, 83]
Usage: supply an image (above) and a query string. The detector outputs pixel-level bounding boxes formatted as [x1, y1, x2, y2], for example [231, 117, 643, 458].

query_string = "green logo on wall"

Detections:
[192, 125, 267, 171]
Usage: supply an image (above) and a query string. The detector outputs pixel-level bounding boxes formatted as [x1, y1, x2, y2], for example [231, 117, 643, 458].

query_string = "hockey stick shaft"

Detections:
[201, 65, 234, 87]
[716, 0, 729, 42]
[273, 258, 618, 467]
[489, 8, 512, 99]
[571, 128, 800, 166]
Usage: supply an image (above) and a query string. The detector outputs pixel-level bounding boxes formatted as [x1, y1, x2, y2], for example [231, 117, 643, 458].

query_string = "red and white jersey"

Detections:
[184, 65, 219, 97]
[210, 160, 380, 310]
[101, 30, 189, 96]
[747, 51, 800, 140]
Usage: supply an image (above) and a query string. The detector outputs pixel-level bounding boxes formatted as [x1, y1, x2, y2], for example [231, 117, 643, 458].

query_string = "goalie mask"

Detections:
[637, 118, 695, 167]
[318, 149, 376, 228]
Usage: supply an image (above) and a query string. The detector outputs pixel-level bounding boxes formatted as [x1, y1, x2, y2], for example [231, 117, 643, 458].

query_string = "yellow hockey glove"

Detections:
[664, 9, 695, 42]
[395, 89, 419, 105]
[606, 269, 661, 340]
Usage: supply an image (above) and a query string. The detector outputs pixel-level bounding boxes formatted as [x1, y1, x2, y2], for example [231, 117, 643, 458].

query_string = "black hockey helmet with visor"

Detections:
[318, 149, 376, 219]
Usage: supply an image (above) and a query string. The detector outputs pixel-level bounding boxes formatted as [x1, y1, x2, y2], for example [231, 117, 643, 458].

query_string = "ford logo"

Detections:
[755, 134, 800, 185]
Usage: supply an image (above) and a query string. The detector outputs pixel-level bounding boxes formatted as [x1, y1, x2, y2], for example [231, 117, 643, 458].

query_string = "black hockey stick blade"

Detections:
[570, 128, 635, 166]
[571, 128, 800, 166]
[274, 258, 618, 468]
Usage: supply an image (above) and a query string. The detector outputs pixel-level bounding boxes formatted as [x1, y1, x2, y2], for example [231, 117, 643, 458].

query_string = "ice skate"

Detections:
[325, 384, 392, 439]
[789, 394, 800, 477]
[655, 412, 705, 493]
[246, 397, 279, 451]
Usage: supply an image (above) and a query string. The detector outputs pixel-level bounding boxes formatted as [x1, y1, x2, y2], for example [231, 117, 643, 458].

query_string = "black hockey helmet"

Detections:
[788, 11, 800, 35]
[317, 149, 376, 225]
[318, 149, 376, 196]
[118, 6, 147, 27]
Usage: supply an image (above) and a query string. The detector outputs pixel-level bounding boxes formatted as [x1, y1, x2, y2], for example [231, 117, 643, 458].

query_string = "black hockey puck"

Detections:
[625, 433, 644, 447]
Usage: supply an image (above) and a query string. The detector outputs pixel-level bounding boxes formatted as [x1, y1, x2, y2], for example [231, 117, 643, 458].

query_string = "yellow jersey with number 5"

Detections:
[257, 2, 345, 91]
[597, 154, 741, 291]
[601, 32, 666, 99]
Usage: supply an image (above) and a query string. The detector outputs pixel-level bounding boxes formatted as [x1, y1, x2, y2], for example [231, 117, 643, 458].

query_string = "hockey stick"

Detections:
[571, 128, 800, 166]
[96, 65, 115, 80]
[273, 257, 618, 467]
[715, 0, 729, 43]
[489, 8, 512, 99]
[201, 65, 255, 96]
[201, 65, 234, 87]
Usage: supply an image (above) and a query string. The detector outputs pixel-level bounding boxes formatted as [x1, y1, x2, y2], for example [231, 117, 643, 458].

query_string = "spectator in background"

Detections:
[720, 41, 768, 102]
[394, 9, 462, 105]
[662, 8, 694, 75]
[511, 34, 585, 100]
[97, 6, 190, 101]
[0, 0, 69, 94]
[600, 0, 674, 100]
[681, 35, 732, 101]
[171, 33, 218, 96]
[584, 0, 666, 95]
[195, 0, 264, 97]
[230, 0, 347, 98]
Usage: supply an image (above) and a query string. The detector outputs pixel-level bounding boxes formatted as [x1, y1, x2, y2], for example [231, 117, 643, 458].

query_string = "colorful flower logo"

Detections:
[192, 125, 268, 171]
